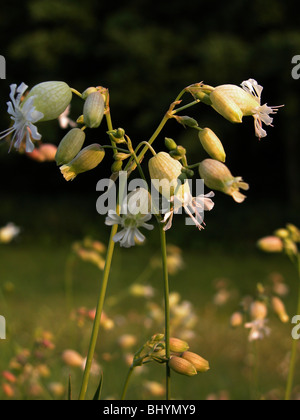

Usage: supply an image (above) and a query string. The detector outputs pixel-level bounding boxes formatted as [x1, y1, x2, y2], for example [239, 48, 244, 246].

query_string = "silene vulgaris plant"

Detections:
[0, 78, 283, 400]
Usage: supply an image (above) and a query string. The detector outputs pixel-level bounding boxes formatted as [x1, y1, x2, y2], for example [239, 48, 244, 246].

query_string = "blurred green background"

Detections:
[0, 0, 299, 245]
[0, 0, 300, 400]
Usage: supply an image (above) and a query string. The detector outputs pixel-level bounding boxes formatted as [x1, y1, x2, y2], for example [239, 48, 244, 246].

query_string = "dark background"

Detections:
[0, 0, 299, 247]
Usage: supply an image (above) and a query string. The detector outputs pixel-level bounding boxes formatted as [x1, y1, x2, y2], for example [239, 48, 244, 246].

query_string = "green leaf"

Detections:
[92, 371, 103, 400]
[67, 374, 72, 400]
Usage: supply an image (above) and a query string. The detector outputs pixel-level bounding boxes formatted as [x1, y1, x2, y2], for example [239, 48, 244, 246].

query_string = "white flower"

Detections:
[0, 83, 44, 152]
[58, 105, 77, 129]
[240, 78, 282, 139]
[105, 189, 154, 248]
[162, 190, 215, 231]
[244, 319, 271, 342]
[0, 223, 20, 243]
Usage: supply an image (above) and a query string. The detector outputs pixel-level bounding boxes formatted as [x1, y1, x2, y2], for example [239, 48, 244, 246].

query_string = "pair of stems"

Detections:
[285, 254, 300, 401]
[78, 88, 193, 400]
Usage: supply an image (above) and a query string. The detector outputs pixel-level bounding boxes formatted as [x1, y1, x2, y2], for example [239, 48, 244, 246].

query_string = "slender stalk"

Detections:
[285, 254, 300, 401]
[171, 99, 200, 115]
[159, 224, 171, 400]
[78, 223, 118, 400]
[78, 109, 118, 400]
[121, 367, 134, 400]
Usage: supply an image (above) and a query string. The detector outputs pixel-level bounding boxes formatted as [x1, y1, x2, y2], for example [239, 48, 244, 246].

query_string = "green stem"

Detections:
[125, 88, 188, 172]
[285, 254, 300, 401]
[78, 224, 118, 400]
[159, 224, 171, 400]
[78, 109, 118, 400]
[70, 88, 83, 98]
[121, 366, 134, 400]
[171, 99, 200, 115]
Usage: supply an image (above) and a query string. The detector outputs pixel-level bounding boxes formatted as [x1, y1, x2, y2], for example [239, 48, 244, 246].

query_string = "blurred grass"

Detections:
[0, 222, 299, 399]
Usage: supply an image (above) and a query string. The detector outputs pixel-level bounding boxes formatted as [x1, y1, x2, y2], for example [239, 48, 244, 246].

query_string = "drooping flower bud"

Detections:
[62, 349, 84, 367]
[164, 137, 178, 151]
[81, 87, 98, 100]
[271, 297, 289, 323]
[148, 152, 190, 200]
[198, 159, 249, 203]
[181, 351, 210, 373]
[60, 144, 105, 181]
[198, 128, 226, 162]
[257, 236, 284, 253]
[55, 128, 86, 166]
[168, 356, 197, 377]
[111, 160, 123, 173]
[169, 337, 189, 353]
[186, 84, 213, 105]
[24, 81, 72, 121]
[83, 91, 105, 128]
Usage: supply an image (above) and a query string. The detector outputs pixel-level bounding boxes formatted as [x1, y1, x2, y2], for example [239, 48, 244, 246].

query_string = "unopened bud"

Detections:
[55, 128, 86, 166]
[186, 85, 213, 105]
[62, 349, 84, 367]
[25, 81, 72, 121]
[111, 160, 123, 172]
[271, 297, 289, 323]
[198, 128, 226, 162]
[257, 236, 283, 253]
[250, 301, 268, 321]
[60, 144, 105, 181]
[181, 351, 210, 373]
[165, 137, 177, 151]
[168, 356, 197, 376]
[81, 87, 98, 100]
[274, 228, 289, 239]
[169, 337, 189, 353]
[83, 91, 105, 128]
[175, 115, 199, 128]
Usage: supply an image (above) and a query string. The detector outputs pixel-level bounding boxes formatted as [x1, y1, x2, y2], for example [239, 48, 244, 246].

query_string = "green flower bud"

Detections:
[60, 144, 105, 181]
[83, 91, 105, 128]
[169, 146, 186, 160]
[186, 85, 213, 105]
[24, 81, 72, 121]
[164, 137, 178, 151]
[175, 115, 199, 128]
[81, 87, 98, 100]
[198, 128, 226, 162]
[199, 159, 249, 203]
[169, 337, 189, 353]
[181, 351, 210, 373]
[111, 160, 123, 173]
[55, 128, 86, 166]
[168, 356, 197, 377]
